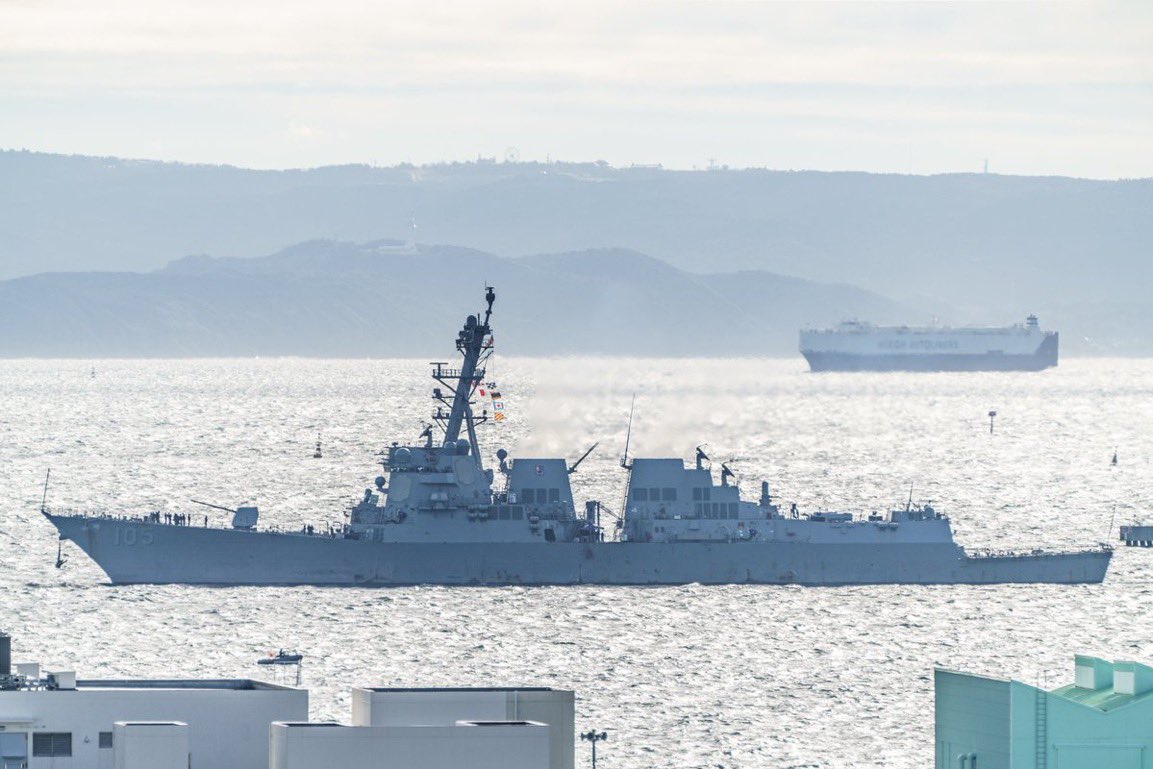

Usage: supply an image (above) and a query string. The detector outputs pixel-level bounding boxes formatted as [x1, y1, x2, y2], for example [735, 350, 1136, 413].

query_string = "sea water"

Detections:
[1, 357, 1151, 768]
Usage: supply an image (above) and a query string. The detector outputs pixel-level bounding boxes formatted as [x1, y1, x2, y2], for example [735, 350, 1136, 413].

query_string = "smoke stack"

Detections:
[0, 632, 11, 676]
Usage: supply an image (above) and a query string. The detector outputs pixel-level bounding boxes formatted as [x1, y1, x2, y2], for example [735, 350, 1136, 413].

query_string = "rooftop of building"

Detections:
[938, 654, 1153, 713]
[77, 679, 299, 691]
[0, 678, 299, 693]
[361, 687, 556, 693]
[1049, 656, 1153, 712]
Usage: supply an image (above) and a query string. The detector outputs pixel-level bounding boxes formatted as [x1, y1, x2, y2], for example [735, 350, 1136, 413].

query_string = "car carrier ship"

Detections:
[800, 315, 1059, 372]
[43, 292, 1106, 585]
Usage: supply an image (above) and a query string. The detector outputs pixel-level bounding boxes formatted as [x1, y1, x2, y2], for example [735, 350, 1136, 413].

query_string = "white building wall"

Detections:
[112, 722, 188, 769]
[0, 684, 306, 769]
[351, 688, 574, 769]
[269, 722, 549, 769]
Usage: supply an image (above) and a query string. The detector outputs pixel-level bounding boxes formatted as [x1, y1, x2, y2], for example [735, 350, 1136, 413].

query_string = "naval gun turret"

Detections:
[190, 499, 259, 530]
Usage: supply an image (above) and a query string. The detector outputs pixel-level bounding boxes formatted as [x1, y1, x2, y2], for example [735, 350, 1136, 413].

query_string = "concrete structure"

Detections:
[351, 687, 574, 769]
[936, 655, 1153, 769]
[0, 669, 305, 769]
[270, 686, 575, 769]
[112, 722, 188, 769]
[270, 720, 549, 769]
[0, 633, 575, 769]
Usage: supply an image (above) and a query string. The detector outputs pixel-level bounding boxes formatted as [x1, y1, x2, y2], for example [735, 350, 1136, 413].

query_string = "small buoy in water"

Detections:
[313, 433, 322, 459]
[1112, 449, 1118, 466]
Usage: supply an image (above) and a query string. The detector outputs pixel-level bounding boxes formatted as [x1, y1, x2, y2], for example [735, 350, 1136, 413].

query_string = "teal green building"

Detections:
[936, 655, 1153, 769]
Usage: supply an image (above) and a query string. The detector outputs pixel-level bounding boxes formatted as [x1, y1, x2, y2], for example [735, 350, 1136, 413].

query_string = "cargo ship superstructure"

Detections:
[44, 292, 1106, 586]
[800, 315, 1058, 372]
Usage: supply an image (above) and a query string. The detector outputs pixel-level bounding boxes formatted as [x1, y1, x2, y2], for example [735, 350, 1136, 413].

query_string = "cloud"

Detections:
[0, 0, 1150, 175]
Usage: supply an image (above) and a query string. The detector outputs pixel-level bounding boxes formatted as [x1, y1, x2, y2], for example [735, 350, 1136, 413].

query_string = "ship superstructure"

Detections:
[800, 315, 1059, 372]
[43, 292, 1107, 586]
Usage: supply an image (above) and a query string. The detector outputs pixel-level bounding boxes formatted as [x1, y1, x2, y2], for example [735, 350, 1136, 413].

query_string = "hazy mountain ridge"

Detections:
[2, 150, 1151, 354]
[3, 151, 1150, 305]
[0, 240, 914, 358]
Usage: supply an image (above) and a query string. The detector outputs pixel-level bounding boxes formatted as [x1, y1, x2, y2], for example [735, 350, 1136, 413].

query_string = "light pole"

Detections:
[581, 729, 608, 769]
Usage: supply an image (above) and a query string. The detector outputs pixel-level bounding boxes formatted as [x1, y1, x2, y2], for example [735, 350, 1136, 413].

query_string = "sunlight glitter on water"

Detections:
[1, 357, 1151, 768]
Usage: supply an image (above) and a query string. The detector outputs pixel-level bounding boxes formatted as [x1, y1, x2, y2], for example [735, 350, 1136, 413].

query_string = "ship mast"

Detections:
[431, 287, 495, 461]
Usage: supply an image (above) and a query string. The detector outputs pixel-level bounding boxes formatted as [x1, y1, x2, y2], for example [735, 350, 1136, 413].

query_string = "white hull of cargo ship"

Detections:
[800, 317, 1058, 372]
[47, 514, 1110, 586]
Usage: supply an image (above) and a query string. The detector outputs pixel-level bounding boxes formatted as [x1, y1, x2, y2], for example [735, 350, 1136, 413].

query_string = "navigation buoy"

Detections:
[988, 410, 997, 434]
[1112, 449, 1118, 466]
[313, 433, 322, 459]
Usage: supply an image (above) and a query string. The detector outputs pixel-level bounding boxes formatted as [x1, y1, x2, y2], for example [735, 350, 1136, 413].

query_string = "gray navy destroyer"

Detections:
[44, 289, 1109, 585]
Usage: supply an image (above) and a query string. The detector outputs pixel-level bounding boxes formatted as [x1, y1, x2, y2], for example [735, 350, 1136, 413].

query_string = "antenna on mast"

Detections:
[40, 468, 51, 514]
[620, 394, 636, 469]
[483, 285, 495, 327]
[906, 482, 914, 513]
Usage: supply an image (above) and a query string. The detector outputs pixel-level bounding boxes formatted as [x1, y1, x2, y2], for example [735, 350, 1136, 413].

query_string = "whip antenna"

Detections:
[620, 394, 636, 469]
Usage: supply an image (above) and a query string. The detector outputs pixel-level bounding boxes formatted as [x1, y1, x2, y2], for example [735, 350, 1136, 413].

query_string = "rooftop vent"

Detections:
[1113, 662, 1153, 697]
[1074, 655, 1114, 691]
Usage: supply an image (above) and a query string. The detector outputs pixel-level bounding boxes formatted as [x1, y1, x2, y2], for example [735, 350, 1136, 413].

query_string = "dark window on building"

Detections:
[498, 507, 510, 520]
[634, 488, 648, 502]
[548, 488, 560, 503]
[649, 489, 660, 501]
[729, 503, 739, 518]
[511, 506, 524, 520]
[692, 488, 701, 501]
[520, 489, 535, 504]
[662, 488, 676, 501]
[703, 487, 711, 501]
[33, 733, 72, 757]
[99, 732, 113, 749]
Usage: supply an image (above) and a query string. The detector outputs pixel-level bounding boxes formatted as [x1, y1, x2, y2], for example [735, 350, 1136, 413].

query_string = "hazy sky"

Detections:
[2, 0, 1150, 177]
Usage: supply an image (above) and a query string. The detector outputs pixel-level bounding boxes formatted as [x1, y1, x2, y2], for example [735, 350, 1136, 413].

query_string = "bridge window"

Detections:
[511, 506, 524, 520]
[498, 507, 510, 520]
[692, 488, 701, 501]
[634, 488, 648, 502]
[549, 488, 560, 503]
[662, 488, 676, 501]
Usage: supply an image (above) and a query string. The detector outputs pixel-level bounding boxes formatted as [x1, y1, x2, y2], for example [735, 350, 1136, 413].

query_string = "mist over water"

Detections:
[2, 357, 1151, 768]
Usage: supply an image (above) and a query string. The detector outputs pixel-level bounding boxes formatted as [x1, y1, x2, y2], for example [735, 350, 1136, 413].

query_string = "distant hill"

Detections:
[2, 150, 1151, 353]
[0, 241, 913, 357]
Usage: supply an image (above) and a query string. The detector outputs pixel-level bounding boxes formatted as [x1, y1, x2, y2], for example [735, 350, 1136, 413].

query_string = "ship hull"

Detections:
[801, 332, 1058, 372]
[47, 515, 1110, 586]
